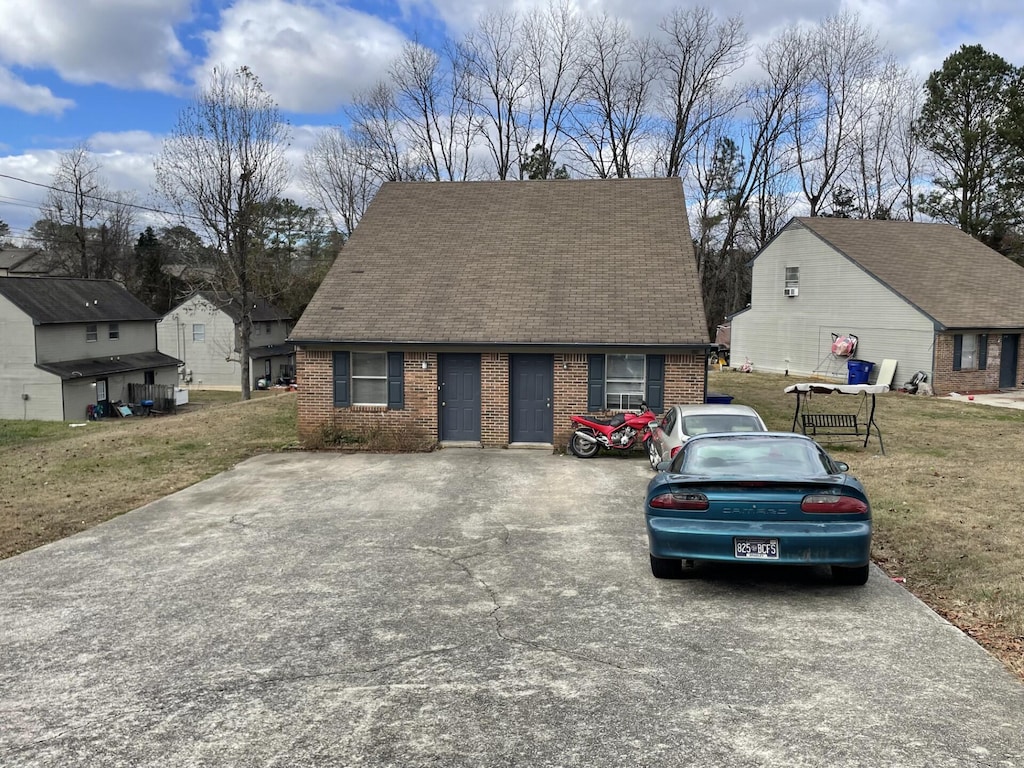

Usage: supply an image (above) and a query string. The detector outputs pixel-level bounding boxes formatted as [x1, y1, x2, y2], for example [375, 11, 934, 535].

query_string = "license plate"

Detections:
[734, 537, 779, 560]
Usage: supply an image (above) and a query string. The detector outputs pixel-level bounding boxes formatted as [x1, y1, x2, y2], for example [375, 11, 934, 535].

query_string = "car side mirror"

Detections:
[656, 460, 671, 472]
[835, 461, 850, 472]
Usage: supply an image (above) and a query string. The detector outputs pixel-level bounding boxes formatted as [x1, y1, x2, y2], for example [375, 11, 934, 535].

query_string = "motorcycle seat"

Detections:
[587, 413, 626, 427]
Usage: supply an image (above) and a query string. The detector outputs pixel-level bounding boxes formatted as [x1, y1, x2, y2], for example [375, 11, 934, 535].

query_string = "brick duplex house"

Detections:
[729, 217, 1024, 395]
[289, 179, 711, 448]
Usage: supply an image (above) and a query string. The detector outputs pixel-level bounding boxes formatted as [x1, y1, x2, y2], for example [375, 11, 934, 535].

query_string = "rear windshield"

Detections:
[677, 438, 828, 476]
[681, 414, 764, 436]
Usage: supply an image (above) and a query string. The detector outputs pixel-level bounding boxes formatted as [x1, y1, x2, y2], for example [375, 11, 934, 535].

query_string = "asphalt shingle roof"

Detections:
[0, 277, 161, 324]
[191, 291, 292, 324]
[793, 217, 1024, 329]
[291, 179, 707, 346]
[37, 351, 182, 380]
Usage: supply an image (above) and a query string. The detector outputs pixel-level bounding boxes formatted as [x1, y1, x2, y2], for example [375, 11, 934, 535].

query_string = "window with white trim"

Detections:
[86, 324, 98, 342]
[108, 322, 120, 340]
[352, 352, 387, 405]
[192, 323, 205, 342]
[605, 354, 646, 410]
[785, 266, 799, 289]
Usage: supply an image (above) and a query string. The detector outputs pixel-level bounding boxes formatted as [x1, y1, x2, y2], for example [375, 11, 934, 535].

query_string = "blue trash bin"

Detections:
[846, 359, 875, 385]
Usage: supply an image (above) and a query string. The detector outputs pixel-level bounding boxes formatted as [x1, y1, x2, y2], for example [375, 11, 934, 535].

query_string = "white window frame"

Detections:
[785, 266, 800, 289]
[605, 354, 646, 410]
[86, 324, 98, 343]
[108, 322, 120, 340]
[192, 323, 205, 342]
[351, 352, 387, 406]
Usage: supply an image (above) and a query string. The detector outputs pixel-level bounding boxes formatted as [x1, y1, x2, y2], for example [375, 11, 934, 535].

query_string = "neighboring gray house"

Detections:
[0, 248, 50, 277]
[0, 276, 181, 421]
[290, 178, 711, 448]
[729, 217, 1024, 395]
[157, 291, 294, 390]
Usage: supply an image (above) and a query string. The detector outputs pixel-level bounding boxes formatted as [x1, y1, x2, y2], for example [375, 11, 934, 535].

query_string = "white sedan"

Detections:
[644, 403, 768, 469]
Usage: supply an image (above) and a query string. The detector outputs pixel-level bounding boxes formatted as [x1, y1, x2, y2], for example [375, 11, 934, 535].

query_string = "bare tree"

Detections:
[347, 82, 429, 182]
[41, 145, 102, 277]
[654, 7, 748, 178]
[302, 126, 378, 237]
[154, 66, 291, 400]
[462, 9, 530, 179]
[791, 11, 882, 215]
[389, 41, 476, 181]
[570, 14, 658, 178]
[519, 0, 586, 177]
[38, 145, 138, 280]
[844, 57, 921, 219]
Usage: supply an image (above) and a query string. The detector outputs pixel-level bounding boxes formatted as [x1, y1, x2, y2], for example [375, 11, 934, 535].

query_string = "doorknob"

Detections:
[441, 401, 446, 407]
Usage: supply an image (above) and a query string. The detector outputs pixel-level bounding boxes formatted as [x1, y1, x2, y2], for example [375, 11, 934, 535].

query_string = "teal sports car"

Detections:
[645, 432, 872, 585]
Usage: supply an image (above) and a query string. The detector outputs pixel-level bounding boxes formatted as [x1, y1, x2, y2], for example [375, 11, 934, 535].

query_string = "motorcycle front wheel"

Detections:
[568, 431, 600, 458]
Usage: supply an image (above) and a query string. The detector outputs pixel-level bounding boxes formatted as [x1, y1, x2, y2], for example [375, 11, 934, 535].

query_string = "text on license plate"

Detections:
[734, 537, 779, 560]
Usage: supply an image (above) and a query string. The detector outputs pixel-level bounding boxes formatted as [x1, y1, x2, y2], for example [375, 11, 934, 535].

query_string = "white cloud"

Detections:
[196, 0, 409, 113]
[0, 0, 192, 92]
[0, 68, 75, 116]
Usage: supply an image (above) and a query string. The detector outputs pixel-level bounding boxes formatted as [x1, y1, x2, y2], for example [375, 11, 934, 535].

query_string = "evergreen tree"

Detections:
[915, 45, 1023, 241]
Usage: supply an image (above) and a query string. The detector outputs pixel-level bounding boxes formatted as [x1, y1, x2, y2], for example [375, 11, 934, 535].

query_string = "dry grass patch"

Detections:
[0, 390, 298, 559]
[712, 369, 1024, 680]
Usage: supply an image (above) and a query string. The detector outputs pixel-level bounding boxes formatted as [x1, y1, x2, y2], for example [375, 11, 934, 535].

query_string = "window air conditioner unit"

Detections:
[784, 287, 799, 297]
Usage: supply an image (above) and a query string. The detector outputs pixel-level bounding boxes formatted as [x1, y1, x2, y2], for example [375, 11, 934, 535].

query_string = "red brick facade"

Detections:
[932, 332, 1024, 395]
[296, 348, 707, 449]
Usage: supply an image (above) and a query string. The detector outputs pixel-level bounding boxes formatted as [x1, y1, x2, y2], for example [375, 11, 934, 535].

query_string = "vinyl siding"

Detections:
[158, 297, 292, 390]
[36, 321, 157, 363]
[0, 296, 64, 420]
[158, 299, 240, 389]
[731, 228, 935, 384]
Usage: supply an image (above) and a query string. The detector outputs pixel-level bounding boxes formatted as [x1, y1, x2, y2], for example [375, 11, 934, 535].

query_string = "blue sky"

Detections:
[1, 0, 1021, 241]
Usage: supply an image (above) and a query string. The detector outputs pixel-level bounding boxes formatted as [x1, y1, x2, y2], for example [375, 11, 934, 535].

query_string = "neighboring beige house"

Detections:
[729, 217, 1024, 395]
[290, 178, 711, 448]
[0, 276, 181, 421]
[157, 291, 294, 390]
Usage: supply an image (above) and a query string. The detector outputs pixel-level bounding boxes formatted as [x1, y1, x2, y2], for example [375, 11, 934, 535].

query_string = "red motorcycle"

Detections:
[568, 402, 657, 458]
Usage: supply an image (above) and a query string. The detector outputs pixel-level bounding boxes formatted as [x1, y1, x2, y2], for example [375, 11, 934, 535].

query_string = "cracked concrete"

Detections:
[2, 449, 1023, 767]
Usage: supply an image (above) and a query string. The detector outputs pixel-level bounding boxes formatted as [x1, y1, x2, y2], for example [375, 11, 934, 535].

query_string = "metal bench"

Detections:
[801, 412, 861, 436]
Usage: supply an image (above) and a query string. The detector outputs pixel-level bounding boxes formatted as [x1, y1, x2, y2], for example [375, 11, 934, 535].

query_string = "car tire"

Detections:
[650, 553, 683, 579]
[646, 438, 661, 470]
[832, 563, 870, 586]
[568, 432, 600, 458]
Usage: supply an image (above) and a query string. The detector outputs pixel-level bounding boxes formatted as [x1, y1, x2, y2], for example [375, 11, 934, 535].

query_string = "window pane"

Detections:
[193, 324, 205, 342]
[785, 266, 799, 287]
[606, 354, 645, 380]
[86, 324, 97, 342]
[352, 352, 386, 377]
[352, 378, 387, 404]
[109, 323, 119, 340]
[960, 335, 977, 369]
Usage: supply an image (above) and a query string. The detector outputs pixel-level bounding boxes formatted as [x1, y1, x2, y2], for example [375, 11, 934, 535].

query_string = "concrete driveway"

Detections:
[2, 450, 1023, 767]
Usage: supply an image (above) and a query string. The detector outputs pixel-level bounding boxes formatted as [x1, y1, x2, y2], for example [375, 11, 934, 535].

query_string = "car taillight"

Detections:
[649, 492, 709, 510]
[801, 494, 868, 514]
[670, 446, 682, 458]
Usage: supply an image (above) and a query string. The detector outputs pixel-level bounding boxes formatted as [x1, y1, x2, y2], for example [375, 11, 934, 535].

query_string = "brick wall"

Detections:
[932, 332, 1024, 395]
[297, 347, 707, 449]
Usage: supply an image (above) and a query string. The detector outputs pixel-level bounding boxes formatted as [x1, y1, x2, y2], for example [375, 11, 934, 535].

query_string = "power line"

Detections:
[0, 172, 208, 225]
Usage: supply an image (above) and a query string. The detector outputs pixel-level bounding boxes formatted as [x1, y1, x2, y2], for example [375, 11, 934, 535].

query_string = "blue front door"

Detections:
[440, 354, 481, 441]
[510, 354, 553, 443]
